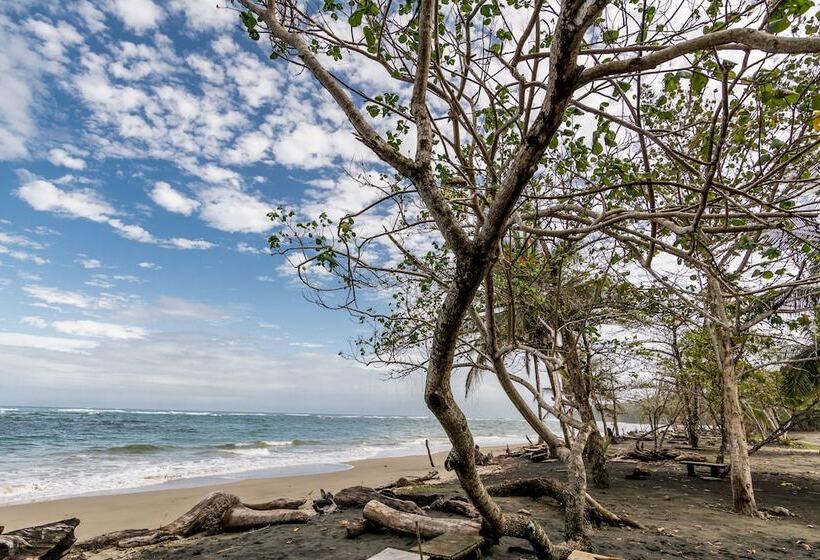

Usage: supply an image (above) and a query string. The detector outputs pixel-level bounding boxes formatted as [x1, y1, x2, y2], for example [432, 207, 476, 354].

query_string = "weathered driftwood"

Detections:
[335, 486, 425, 515]
[160, 491, 241, 536]
[312, 489, 337, 515]
[343, 518, 373, 539]
[223, 506, 310, 529]
[0, 518, 79, 560]
[117, 533, 179, 548]
[375, 470, 439, 491]
[487, 478, 645, 530]
[384, 490, 443, 507]
[82, 491, 311, 551]
[362, 500, 481, 539]
[244, 497, 306, 510]
[430, 497, 480, 518]
[75, 529, 152, 552]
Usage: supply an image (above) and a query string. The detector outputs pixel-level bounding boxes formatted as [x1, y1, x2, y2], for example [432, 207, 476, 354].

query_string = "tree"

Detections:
[237, 0, 820, 551]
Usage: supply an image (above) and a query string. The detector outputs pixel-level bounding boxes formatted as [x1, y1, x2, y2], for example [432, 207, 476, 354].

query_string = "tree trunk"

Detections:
[684, 390, 700, 449]
[563, 336, 609, 489]
[708, 277, 757, 516]
[563, 434, 591, 544]
[611, 395, 620, 437]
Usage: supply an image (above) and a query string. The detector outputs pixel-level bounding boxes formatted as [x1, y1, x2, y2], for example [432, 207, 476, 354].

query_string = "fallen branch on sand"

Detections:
[244, 497, 306, 510]
[376, 470, 439, 491]
[76, 492, 311, 552]
[487, 478, 645, 530]
[362, 500, 482, 539]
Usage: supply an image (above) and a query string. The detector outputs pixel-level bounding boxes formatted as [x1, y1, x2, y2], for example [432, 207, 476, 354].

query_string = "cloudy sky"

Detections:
[0, 0, 519, 416]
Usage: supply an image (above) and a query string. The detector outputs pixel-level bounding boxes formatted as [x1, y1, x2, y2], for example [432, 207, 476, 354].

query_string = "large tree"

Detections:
[237, 0, 820, 553]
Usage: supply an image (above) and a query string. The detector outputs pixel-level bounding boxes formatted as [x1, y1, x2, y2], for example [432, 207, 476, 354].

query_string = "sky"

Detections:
[0, 0, 523, 416]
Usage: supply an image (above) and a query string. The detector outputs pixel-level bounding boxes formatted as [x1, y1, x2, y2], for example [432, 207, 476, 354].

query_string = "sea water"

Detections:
[0, 407, 540, 505]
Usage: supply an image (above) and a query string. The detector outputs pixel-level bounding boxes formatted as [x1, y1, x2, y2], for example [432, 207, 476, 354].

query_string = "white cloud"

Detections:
[0, 245, 49, 265]
[20, 316, 47, 328]
[0, 232, 44, 250]
[73, 1, 107, 33]
[23, 285, 93, 309]
[0, 332, 98, 354]
[22, 285, 128, 311]
[16, 180, 114, 223]
[110, 0, 163, 33]
[288, 342, 325, 348]
[169, 0, 234, 29]
[257, 275, 275, 282]
[149, 181, 200, 215]
[198, 187, 272, 233]
[52, 320, 147, 340]
[77, 257, 102, 269]
[236, 242, 266, 254]
[108, 219, 156, 243]
[0, 19, 41, 158]
[138, 261, 160, 269]
[258, 323, 280, 329]
[48, 147, 87, 170]
[165, 237, 214, 250]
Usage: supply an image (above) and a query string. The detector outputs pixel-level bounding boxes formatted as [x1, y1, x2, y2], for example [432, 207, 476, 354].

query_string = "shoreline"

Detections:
[0, 447, 505, 539]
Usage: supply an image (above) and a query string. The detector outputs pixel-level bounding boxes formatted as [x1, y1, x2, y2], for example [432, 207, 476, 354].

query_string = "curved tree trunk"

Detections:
[563, 336, 609, 489]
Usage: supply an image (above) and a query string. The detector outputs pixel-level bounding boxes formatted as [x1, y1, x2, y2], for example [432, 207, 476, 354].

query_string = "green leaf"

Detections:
[767, 18, 790, 33]
[366, 105, 380, 117]
[603, 29, 620, 43]
[664, 73, 679, 92]
[348, 10, 363, 26]
[691, 72, 708, 96]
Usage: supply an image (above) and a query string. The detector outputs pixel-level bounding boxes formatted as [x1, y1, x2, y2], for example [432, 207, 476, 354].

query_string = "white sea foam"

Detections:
[0, 442, 382, 505]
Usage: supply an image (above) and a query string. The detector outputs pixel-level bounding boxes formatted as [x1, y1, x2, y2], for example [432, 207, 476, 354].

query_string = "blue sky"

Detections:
[0, 0, 516, 416]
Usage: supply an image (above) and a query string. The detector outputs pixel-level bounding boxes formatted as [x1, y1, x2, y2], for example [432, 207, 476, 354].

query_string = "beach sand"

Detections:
[2, 439, 818, 559]
[0, 449, 461, 539]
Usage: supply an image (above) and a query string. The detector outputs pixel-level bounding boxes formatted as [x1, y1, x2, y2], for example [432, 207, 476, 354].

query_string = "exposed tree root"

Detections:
[487, 478, 645, 530]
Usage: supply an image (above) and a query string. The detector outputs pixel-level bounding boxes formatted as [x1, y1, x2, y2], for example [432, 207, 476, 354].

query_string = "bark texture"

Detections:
[334, 486, 426, 515]
[362, 500, 481, 538]
[0, 519, 79, 560]
[708, 276, 757, 516]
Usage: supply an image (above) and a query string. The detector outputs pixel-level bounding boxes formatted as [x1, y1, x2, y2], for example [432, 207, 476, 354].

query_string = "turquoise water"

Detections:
[0, 407, 541, 504]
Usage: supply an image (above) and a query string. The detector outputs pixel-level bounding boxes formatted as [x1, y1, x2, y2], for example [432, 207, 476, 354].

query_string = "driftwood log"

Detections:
[362, 500, 481, 539]
[334, 486, 425, 515]
[78, 492, 311, 551]
[384, 490, 443, 507]
[487, 478, 645, 530]
[375, 470, 439, 491]
[0, 519, 79, 560]
[244, 497, 306, 510]
[429, 497, 480, 518]
[223, 506, 310, 529]
[343, 518, 375, 539]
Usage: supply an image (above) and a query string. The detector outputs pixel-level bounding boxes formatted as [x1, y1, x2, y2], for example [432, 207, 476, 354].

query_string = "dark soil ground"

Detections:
[88, 440, 819, 560]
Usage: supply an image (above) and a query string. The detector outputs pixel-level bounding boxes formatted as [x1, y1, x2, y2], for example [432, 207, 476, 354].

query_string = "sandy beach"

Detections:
[0, 449, 460, 539]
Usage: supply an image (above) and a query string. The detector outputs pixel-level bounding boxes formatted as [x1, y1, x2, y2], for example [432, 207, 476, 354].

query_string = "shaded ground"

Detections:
[84, 440, 819, 560]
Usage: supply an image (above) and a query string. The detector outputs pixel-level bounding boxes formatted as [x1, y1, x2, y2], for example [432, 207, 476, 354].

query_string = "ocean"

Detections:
[0, 406, 542, 505]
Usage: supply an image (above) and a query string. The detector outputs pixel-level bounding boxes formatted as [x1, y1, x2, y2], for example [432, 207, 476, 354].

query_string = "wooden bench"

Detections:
[680, 461, 729, 478]
[417, 533, 484, 559]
